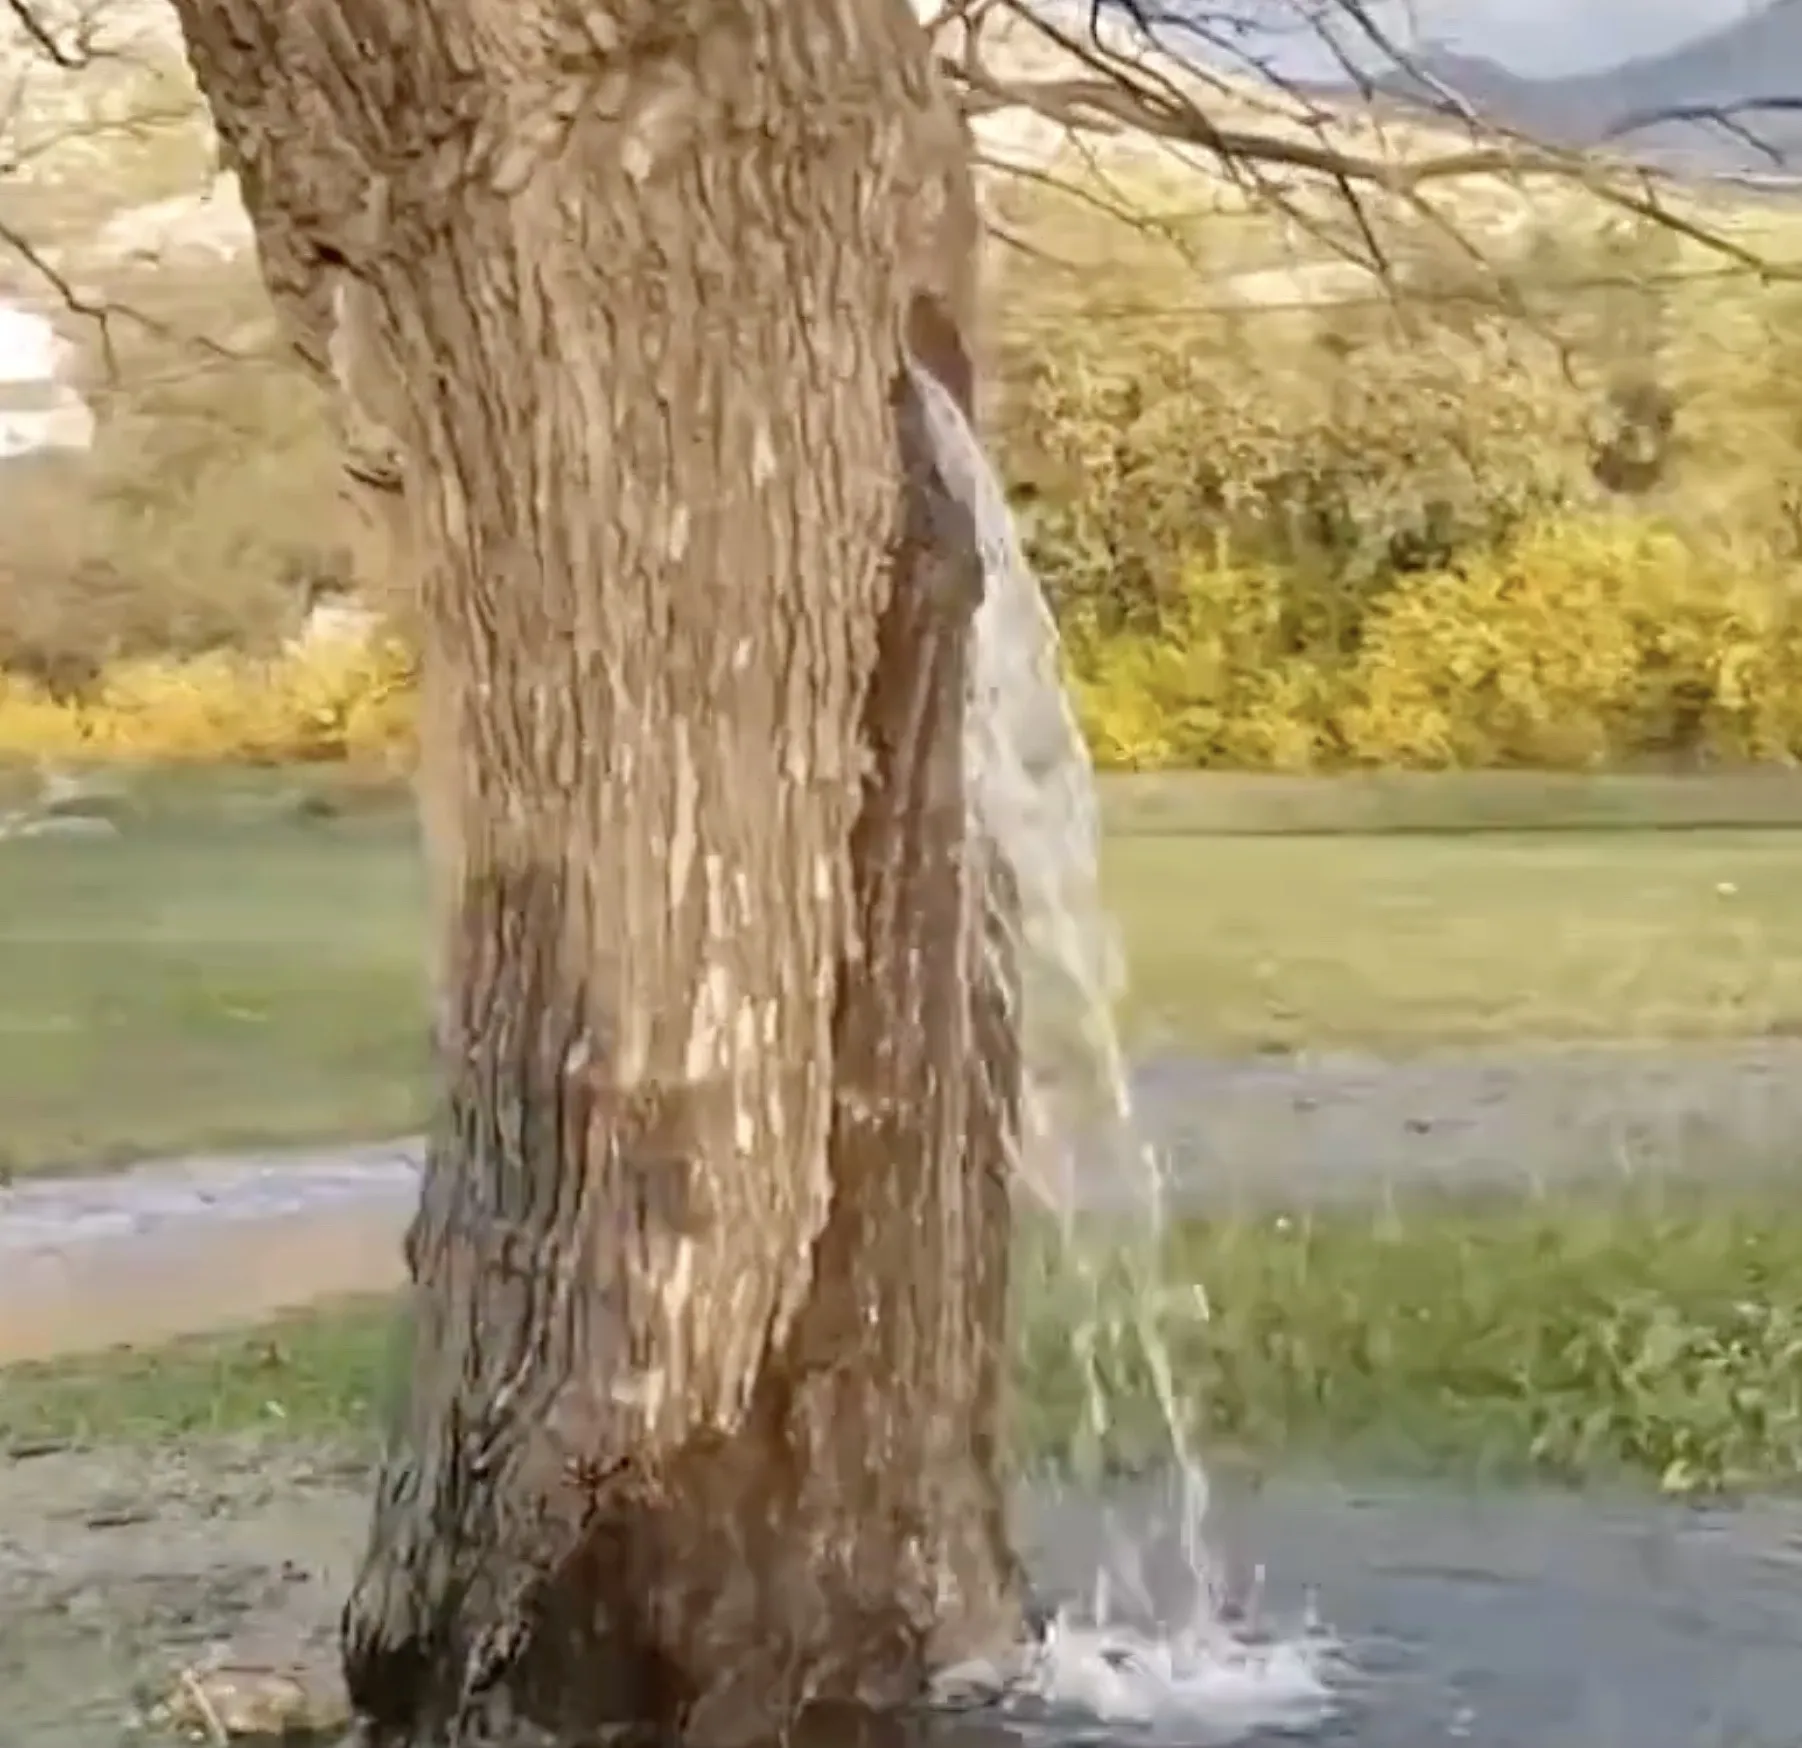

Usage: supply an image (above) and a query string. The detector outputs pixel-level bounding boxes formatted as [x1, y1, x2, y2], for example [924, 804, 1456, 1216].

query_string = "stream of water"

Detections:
[910, 357, 1338, 1739]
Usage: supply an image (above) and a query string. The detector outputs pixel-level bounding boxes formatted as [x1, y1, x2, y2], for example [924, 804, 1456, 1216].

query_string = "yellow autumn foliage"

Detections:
[1337, 521, 1802, 770]
[10, 180, 1802, 774]
[1071, 517, 1802, 771]
[6, 515, 1801, 774]
[0, 637, 417, 766]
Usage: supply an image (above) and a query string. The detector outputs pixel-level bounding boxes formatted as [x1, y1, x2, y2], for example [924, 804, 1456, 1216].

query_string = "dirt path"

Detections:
[0, 1142, 417, 1365]
[1136, 1036, 1802, 1208]
[8, 1039, 1802, 1364]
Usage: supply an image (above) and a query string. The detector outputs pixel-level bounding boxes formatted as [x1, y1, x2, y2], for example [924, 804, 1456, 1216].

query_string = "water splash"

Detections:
[906, 354, 1339, 1740]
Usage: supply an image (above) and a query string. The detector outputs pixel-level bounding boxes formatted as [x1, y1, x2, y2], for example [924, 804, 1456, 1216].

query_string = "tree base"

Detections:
[343, 1305, 1022, 1748]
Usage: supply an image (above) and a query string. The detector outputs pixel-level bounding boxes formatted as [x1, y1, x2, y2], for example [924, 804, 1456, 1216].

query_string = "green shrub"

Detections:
[994, 255, 1599, 642]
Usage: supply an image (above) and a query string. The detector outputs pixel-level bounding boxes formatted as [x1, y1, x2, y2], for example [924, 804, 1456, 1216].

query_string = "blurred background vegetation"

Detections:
[984, 149, 1802, 772]
[11, 16, 1802, 774]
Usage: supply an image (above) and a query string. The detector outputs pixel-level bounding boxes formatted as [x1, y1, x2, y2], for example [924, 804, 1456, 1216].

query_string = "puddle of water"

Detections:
[1014, 1474, 1802, 1748]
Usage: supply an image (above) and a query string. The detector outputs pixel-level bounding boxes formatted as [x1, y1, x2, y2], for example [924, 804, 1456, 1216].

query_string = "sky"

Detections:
[1403, 0, 1761, 73]
[1140, 0, 1771, 77]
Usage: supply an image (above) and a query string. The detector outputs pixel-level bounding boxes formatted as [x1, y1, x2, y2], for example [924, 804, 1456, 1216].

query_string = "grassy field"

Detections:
[6, 765, 1802, 1171]
[0, 795, 428, 1176]
[9, 1186, 1800, 1494]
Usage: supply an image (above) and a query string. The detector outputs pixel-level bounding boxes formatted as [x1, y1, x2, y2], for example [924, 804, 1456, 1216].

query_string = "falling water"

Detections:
[905, 355, 1338, 1739]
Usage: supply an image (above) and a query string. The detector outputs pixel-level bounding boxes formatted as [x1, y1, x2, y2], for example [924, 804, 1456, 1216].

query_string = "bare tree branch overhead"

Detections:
[0, 0, 221, 367]
[928, 0, 1802, 285]
[2, 0, 1801, 351]
[3, 0, 130, 69]
[1601, 95, 1802, 170]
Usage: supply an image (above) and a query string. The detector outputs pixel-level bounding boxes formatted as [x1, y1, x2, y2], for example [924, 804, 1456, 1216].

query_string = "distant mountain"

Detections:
[1344, 0, 1802, 176]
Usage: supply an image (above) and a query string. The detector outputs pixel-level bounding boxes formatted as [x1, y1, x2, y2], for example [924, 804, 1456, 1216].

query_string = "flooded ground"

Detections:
[6, 1041, 1802, 1743]
[3, 1438, 1799, 1748]
[1028, 1474, 1802, 1747]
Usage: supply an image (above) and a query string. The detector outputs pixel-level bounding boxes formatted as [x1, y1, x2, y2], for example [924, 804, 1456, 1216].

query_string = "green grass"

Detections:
[1115, 828, 1802, 1051]
[0, 775, 429, 1176]
[7, 766, 1802, 1170]
[0, 1293, 401, 1452]
[1101, 768, 1802, 837]
[1022, 1189, 1802, 1493]
[9, 1190, 1801, 1494]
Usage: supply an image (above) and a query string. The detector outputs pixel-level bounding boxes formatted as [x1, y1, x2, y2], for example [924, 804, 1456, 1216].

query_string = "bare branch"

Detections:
[5, 0, 83, 67]
[1601, 96, 1802, 166]
[941, 0, 1802, 291]
[2, 0, 148, 74]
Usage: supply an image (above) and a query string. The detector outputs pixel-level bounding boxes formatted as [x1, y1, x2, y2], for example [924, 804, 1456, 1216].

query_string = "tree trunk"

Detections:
[168, 2, 1021, 1743]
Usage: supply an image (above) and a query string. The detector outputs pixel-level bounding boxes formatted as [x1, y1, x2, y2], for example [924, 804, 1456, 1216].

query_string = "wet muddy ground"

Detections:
[0, 1438, 366, 1747]
[7, 1040, 1802, 1744]
[4, 1438, 1801, 1748]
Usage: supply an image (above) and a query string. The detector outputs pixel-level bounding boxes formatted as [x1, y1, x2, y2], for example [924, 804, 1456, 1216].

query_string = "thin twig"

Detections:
[177, 1668, 230, 1748]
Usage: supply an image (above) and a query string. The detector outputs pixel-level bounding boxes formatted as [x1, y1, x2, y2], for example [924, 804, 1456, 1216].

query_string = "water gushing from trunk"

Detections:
[906, 354, 1339, 1739]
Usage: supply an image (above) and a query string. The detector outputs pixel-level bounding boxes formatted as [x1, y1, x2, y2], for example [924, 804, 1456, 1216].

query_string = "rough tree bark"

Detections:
[167, 0, 1022, 1743]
